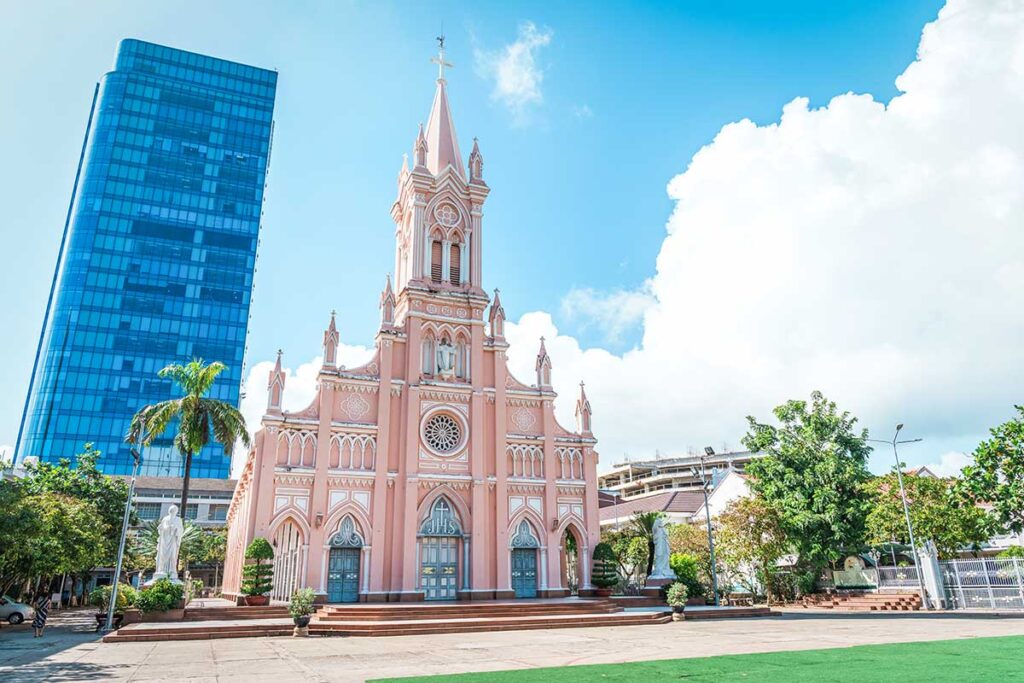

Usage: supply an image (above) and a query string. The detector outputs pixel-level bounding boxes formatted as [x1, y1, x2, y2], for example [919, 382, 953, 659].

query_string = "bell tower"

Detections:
[390, 37, 489, 302]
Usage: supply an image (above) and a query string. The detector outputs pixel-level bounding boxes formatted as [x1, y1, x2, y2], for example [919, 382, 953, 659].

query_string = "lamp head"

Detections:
[704, 446, 715, 457]
[896, 423, 904, 432]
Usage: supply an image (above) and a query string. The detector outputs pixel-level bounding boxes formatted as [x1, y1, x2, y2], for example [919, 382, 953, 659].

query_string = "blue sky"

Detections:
[8, 0, 1012, 474]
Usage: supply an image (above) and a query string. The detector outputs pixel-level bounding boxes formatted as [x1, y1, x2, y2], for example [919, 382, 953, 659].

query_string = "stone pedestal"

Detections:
[643, 577, 673, 598]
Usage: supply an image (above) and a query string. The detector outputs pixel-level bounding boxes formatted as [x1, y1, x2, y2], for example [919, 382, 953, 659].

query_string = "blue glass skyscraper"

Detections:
[15, 39, 277, 477]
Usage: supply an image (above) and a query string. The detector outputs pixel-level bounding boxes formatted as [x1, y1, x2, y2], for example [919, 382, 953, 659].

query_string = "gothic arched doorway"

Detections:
[327, 516, 364, 603]
[510, 520, 540, 598]
[561, 526, 583, 596]
[270, 519, 303, 602]
[419, 497, 464, 601]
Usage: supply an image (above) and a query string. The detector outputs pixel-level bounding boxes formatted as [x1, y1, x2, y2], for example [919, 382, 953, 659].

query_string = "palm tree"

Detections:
[630, 511, 664, 577]
[127, 359, 250, 517]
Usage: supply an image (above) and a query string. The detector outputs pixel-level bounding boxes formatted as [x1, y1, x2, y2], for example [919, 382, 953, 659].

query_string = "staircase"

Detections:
[310, 598, 670, 637]
[103, 598, 670, 642]
[183, 605, 290, 621]
[802, 592, 921, 612]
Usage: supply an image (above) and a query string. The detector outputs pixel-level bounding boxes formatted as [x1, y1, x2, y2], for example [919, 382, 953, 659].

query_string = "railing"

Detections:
[940, 558, 1024, 610]
[876, 566, 920, 589]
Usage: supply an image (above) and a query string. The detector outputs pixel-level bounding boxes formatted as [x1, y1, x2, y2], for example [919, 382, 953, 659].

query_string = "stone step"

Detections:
[103, 620, 293, 643]
[681, 607, 776, 620]
[317, 604, 621, 621]
[184, 607, 290, 621]
[309, 610, 671, 636]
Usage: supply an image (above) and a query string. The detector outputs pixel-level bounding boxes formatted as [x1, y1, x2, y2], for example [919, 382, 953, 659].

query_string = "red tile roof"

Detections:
[599, 490, 705, 522]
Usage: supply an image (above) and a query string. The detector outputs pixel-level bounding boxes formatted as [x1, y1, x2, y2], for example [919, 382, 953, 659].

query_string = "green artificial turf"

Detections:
[373, 635, 1024, 682]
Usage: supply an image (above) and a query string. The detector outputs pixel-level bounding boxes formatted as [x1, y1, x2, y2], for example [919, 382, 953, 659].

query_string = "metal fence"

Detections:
[876, 566, 920, 589]
[940, 558, 1024, 610]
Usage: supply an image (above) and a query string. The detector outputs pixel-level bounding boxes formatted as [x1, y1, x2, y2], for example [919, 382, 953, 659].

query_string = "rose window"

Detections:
[435, 204, 460, 227]
[424, 414, 462, 454]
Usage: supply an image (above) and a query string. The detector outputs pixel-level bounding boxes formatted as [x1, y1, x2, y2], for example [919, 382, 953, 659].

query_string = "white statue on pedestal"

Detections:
[649, 516, 675, 579]
[150, 504, 185, 584]
[436, 339, 456, 379]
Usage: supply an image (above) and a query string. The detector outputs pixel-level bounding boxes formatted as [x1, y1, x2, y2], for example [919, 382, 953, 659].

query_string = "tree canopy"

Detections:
[955, 406, 1024, 534]
[864, 472, 993, 558]
[743, 391, 872, 570]
[715, 495, 790, 602]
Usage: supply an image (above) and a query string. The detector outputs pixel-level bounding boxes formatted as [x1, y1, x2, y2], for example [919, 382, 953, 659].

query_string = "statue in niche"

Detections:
[436, 338, 456, 379]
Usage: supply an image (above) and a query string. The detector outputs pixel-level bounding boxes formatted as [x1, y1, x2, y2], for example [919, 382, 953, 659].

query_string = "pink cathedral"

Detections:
[224, 53, 600, 603]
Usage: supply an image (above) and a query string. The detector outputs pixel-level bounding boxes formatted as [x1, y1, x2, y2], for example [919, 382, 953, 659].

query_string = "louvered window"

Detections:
[431, 240, 443, 283]
[450, 244, 461, 285]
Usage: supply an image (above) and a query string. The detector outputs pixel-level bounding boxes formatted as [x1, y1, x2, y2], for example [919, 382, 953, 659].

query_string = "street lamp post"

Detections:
[693, 447, 720, 606]
[103, 446, 143, 633]
[867, 424, 927, 609]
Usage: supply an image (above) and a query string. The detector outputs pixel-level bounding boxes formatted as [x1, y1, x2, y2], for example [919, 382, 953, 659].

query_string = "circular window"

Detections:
[423, 413, 463, 454]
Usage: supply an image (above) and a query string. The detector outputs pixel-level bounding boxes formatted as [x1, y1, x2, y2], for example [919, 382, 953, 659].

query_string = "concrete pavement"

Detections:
[2, 611, 1024, 682]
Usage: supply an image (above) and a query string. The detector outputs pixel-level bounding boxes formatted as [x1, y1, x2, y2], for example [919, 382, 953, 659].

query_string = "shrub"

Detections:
[241, 538, 275, 597]
[666, 582, 689, 608]
[88, 583, 136, 612]
[997, 546, 1024, 560]
[289, 587, 316, 618]
[136, 578, 185, 613]
[670, 552, 706, 598]
[591, 542, 619, 589]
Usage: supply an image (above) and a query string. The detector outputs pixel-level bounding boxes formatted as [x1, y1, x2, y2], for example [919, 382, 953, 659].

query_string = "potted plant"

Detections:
[241, 538, 275, 606]
[591, 542, 619, 597]
[89, 583, 139, 630]
[666, 582, 689, 621]
[136, 578, 186, 622]
[289, 587, 316, 636]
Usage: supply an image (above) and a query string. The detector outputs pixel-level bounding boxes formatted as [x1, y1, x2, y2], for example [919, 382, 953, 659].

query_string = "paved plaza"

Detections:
[2, 609, 1024, 682]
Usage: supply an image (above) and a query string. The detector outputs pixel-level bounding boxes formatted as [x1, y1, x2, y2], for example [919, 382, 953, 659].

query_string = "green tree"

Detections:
[864, 472, 993, 558]
[997, 546, 1024, 560]
[955, 406, 1024, 534]
[20, 444, 132, 567]
[591, 542, 619, 589]
[743, 391, 872, 571]
[667, 522, 714, 590]
[628, 511, 663, 577]
[20, 493, 106, 592]
[715, 496, 789, 603]
[669, 553, 705, 599]
[127, 359, 250, 519]
[241, 538, 275, 597]
[0, 483, 42, 595]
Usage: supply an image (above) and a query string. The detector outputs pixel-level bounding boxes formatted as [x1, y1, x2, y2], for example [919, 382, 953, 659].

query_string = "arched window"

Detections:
[449, 242, 461, 285]
[422, 335, 436, 376]
[430, 240, 443, 283]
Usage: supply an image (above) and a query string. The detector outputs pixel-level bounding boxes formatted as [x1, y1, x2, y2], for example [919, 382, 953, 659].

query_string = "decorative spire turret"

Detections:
[423, 37, 463, 179]
[469, 137, 485, 184]
[322, 311, 339, 368]
[267, 350, 285, 415]
[413, 124, 428, 169]
[535, 337, 552, 389]
[575, 382, 593, 435]
[380, 274, 396, 327]
[488, 288, 505, 339]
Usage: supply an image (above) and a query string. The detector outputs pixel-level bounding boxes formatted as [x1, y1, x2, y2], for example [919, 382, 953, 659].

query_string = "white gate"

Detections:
[940, 558, 1024, 610]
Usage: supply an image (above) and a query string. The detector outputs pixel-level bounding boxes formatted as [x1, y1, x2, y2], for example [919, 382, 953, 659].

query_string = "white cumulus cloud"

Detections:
[561, 285, 655, 344]
[475, 21, 553, 124]
[241, 0, 1024, 475]
[925, 451, 974, 477]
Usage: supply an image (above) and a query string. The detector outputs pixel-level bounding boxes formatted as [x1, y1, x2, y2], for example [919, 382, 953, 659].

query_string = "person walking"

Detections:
[31, 590, 50, 638]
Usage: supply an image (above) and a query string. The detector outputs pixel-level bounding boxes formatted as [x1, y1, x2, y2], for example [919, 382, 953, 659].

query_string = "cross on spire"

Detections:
[431, 35, 453, 81]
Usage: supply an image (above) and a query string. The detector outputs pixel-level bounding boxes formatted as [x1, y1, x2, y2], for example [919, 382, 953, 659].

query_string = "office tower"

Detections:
[16, 39, 277, 477]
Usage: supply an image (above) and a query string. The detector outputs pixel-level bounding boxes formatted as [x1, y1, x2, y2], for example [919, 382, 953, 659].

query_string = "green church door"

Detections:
[327, 547, 360, 603]
[421, 536, 458, 600]
[511, 548, 538, 598]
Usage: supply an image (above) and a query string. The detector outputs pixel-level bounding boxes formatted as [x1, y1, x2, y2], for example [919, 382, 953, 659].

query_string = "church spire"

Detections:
[535, 337, 552, 389]
[423, 37, 464, 179]
[380, 274, 396, 327]
[488, 288, 505, 340]
[322, 311, 339, 369]
[575, 382, 593, 435]
[267, 350, 285, 416]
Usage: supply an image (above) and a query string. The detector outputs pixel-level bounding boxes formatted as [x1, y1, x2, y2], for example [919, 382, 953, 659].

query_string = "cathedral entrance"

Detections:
[419, 497, 463, 600]
[326, 516, 364, 603]
[420, 536, 458, 600]
[327, 548, 360, 603]
[511, 549, 538, 598]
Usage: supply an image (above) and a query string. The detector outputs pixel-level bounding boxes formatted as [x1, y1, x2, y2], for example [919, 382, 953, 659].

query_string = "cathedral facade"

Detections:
[223, 60, 600, 603]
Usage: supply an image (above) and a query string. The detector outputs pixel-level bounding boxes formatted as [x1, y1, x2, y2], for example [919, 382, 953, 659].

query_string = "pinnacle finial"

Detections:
[431, 35, 454, 81]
